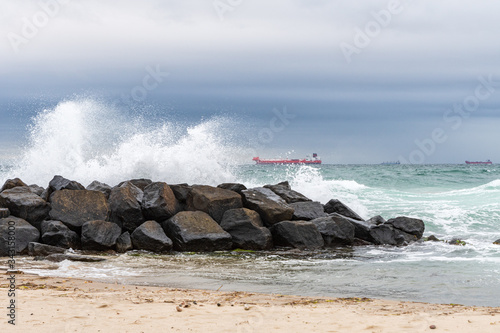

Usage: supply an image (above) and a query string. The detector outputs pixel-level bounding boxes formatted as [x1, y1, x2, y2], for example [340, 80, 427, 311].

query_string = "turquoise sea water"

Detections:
[1, 99, 499, 306]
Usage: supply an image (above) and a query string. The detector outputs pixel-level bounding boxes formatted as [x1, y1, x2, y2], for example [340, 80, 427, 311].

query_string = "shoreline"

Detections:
[1, 272, 499, 332]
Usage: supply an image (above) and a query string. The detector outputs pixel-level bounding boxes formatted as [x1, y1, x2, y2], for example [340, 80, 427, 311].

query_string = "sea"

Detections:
[1, 99, 499, 307]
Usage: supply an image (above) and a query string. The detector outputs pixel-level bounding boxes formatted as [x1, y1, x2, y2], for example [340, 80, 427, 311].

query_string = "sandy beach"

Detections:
[1, 272, 498, 333]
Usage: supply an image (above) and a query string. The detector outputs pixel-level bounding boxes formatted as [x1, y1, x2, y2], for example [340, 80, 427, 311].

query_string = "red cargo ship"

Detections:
[465, 160, 492, 165]
[253, 153, 322, 165]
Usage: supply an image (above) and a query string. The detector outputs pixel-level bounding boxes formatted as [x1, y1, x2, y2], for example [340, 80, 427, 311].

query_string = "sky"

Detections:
[1, 0, 499, 164]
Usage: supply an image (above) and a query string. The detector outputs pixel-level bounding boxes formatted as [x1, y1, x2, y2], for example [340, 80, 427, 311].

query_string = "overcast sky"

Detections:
[1, 0, 499, 163]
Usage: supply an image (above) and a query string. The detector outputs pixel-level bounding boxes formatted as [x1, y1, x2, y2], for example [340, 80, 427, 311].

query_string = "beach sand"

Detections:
[1, 273, 499, 332]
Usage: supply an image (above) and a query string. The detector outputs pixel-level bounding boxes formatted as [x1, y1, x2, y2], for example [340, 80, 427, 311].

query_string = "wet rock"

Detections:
[28, 242, 66, 256]
[493, 238, 500, 245]
[118, 178, 152, 191]
[290, 201, 327, 221]
[0, 216, 40, 255]
[43, 253, 106, 263]
[109, 182, 144, 232]
[86, 181, 112, 199]
[48, 175, 85, 195]
[241, 187, 294, 226]
[169, 184, 192, 203]
[385, 216, 425, 239]
[329, 213, 373, 242]
[0, 208, 9, 218]
[163, 211, 232, 251]
[28, 184, 45, 196]
[369, 224, 417, 246]
[264, 182, 311, 203]
[366, 215, 385, 226]
[186, 185, 242, 223]
[41, 220, 80, 249]
[220, 208, 273, 250]
[142, 182, 180, 222]
[131, 220, 172, 252]
[81, 220, 122, 251]
[324, 199, 364, 221]
[310, 216, 355, 246]
[1, 178, 28, 192]
[116, 231, 133, 253]
[49, 190, 110, 232]
[0, 186, 50, 229]
[448, 238, 466, 246]
[217, 183, 247, 194]
[270, 220, 324, 249]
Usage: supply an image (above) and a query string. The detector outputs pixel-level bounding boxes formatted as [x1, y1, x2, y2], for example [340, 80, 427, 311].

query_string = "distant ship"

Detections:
[381, 161, 400, 165]
[465, 160, 492, 165]
[253, 153, 322, 165]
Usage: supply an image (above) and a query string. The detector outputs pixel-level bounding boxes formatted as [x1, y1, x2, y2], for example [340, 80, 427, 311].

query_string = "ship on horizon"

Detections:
[253, 153, 321, 165]
[465, 160, 492, 165]
[381, 160, 400, 165]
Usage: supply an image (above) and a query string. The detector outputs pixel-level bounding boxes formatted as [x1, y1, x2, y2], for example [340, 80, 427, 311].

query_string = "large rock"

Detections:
[28, 184, 45, 196]
[329, 213, 372, 242]
[385, 216, 425, 239]
[264, 182, 311, 203]
[0, 186, 50, 229]
[369, 224, 417, 246]
[324, 199, 364, 221]
[241, 187, 294, 226]
[0, 216, 40, 255]
[142, 182, 179, 222]
[41, 220, 80, 249]
[1, 178, 28, 192]
[186, 185, 242, 223]
[311, 216, 356, 246]
[86, 181, 112, 199]
[81, 220, 122, 251]
[163, 211, 232, 251]
[0, 208, 10, 218]
[366, 215, 385, 226]
[116, 232, 133, 253]
[220, 208, 273, 250]
[290, 201, 327, 221]
[109, 182, 144, 232]
[49, 190, 110, 231]
[217, 183, 247, 194]
[48, 175, 85, 194]
[117, 179, 152, 191]
[169, 184, 192, 203]
[270, 220, 324, 249]
[28, 242, 66, 256]
[131, 220, 172, 252]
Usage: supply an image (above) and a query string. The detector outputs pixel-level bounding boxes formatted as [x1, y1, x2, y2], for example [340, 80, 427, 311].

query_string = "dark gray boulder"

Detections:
[116, 232, 133, 253]
[142, 182, 180, 222]
[1, 178, 28, 192]
[41, 220, 80, 249]
[86, 181, 112, 199]
[0, 208, 9, 218]
[28, 184, 45, 196]
[217, 183, 247, 194]
[28, 242, 66, 256]
[186, 185, 242, 223]
[270, 220, 324, 249]
[264, 182, 311, 203]
[81, 220, 122, 251]
[169, 184, 192, 203]
[311, 216, 355, 246]
[48, 175, 85, 194]
[385, 216, 425, 239]
[220, 208, 272, 250]
[493, 239, 500, 245]
[163, 211, 232, 252]
[117, 178, 152, 191]
[369, 224, 417, 246]
[0, 186, 50, 229]
[329, 213, 373, 243]
[131, 221, 172, 252]
[290, 201, 327, 221]
[366, 215, 385, 226]
[324, 199, 364, 221]
[0, 216, 40, 255]
[109, 182, 144, 232]
[49, 190, 110, 232]
[241, 187, 294, 226]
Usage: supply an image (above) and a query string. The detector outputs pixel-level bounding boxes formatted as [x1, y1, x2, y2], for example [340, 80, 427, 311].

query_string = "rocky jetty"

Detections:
[0, 175, 426, 256]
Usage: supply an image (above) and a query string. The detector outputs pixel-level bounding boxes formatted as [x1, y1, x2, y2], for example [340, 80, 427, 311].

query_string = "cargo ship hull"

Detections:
[253, 156, 321, 165]
[466, 160, 492, 165]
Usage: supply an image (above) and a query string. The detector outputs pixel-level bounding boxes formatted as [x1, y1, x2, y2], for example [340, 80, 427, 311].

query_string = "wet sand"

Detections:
[1, 273, 499, 332]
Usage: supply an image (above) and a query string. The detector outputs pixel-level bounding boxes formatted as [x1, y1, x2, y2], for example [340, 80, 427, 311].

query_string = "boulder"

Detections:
[241, 187, 294, 226]
[366, 215, 385, 226]
[49, 190, 110, 232]
[163, 211, 232, 252]
[290, 201, 327, 221]
[169, 184, 192, 203]
[116, 181, 144, 202]
[369, 224, 417, 246]
[0, 208, 9, 218]
[310, 216, 355, 246]
[81, 220, 122, 251]
[0, 186, 50, 229]
[493, 239, 500, 245]
[385, 216, 425, 239]
[270, 220, 324, 249]
[329, 213, 373, 243]
[48, 175, 85, 194]
[131, 221, 172, 252]
[142, 182, 179, 222]
[28, 184, 45, 196]
[116, 232, 133, 253]
[86, 181, 112, 199]
[426, 235, 440, 242]
[109, 182, 144, 232]
[264, 182, 311, 203]
[41, 220, 80, 249]
[117, 178, 152, 191]
[0, 216, 40, 255]
[1, 178, 28, 192]
[324, 199, 364, 221]
[28, 242, 66, 256]
[217, 183, 247, 194]
[186, 185, 242, 223]
[220, 208, 273, 250]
